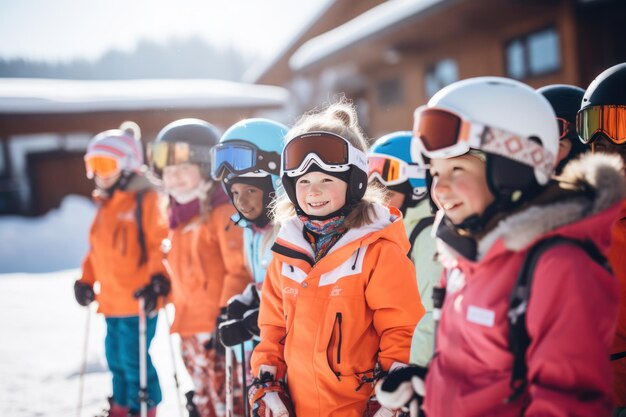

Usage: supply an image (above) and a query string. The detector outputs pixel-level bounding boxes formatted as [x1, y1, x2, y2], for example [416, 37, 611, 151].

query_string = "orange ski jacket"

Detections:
[251, 204, 424, 417]
[80, 177, 169, 317]
[166, 202, 252, 336]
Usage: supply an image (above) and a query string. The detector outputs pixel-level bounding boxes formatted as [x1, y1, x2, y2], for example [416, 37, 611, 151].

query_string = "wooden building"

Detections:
[0, 78, 289, 215]
[252, 0, 626, 138]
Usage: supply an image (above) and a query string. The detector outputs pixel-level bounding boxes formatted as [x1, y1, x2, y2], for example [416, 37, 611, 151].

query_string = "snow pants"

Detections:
[105, 315, 162, 412]
[180, 333, 243, 417]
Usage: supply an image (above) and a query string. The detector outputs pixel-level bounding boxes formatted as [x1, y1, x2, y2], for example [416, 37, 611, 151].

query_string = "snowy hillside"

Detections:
[0, 269, 193, 417]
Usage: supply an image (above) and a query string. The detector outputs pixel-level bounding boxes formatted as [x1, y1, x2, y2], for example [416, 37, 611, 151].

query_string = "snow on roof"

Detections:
[0, 78, 290, 114]
[290, 0, 446, 72]
[242, 0, 336, 84]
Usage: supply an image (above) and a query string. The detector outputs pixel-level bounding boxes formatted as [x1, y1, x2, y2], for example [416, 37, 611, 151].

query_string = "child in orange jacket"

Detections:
[74, 122, 170, 417]
[148, 118, 252, 417]
[248, 101, 423, 417]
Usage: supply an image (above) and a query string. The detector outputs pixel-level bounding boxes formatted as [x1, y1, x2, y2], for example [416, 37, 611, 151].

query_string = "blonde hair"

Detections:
[272, 98, 386, 228]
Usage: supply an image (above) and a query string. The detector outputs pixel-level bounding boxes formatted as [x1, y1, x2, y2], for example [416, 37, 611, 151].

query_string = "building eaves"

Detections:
[290, 0, 447, 72]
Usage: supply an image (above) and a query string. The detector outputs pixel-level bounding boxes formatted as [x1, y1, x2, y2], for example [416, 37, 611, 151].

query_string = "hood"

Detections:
[475, 152, 625, 260]
[272, 203, 409, 269]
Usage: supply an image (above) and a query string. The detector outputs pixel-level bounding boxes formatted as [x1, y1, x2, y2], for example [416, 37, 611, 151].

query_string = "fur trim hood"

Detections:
[475, 152, 625, 260]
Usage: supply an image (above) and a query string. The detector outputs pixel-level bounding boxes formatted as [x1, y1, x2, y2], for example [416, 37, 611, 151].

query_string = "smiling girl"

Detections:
[248, 100, 423, 417]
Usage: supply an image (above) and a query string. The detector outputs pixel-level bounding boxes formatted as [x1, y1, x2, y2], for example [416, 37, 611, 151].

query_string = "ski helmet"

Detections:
[369, 131, 428, 206]
[149, 118, 220, 179]
[84, 121, 143, 179]
[212, 118, 287, 192]
[577, 63, 626, 145]
[413, 76, 559, 231]
[537, 84, 588, 174]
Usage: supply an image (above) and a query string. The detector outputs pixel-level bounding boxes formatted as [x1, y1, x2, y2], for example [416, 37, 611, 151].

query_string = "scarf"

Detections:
[169, 197, 201, 229]
[299, 214, 347, 263]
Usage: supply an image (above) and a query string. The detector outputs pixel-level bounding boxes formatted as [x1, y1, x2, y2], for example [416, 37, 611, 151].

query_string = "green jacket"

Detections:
[403, 199, 442, 366]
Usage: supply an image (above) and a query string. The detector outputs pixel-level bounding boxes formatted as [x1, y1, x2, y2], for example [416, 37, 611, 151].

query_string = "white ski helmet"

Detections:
[413, 77, 559, 206]
[85, 121, 144, 178]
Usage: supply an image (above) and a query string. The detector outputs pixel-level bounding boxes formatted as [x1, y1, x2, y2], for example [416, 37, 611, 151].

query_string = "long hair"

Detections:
[272, 98, 386, 228]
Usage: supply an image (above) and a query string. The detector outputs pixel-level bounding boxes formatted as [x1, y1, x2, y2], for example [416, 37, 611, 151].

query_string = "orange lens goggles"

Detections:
[368, 155, 403, 186]
[84, 155, 120, 179]
[577, 105, 626, 145]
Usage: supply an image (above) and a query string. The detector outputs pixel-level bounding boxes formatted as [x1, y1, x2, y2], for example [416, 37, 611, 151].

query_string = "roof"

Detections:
[290, 0, 447, 72]
[242, 0, 336, 84]
[0, 78, 290, 114]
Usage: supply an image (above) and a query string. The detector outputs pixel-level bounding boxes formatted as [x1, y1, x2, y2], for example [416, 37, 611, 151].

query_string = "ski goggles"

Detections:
[282, 131, 368, 178]
[211, 140, 281, 181]
[576, 105, 626, 145]
[556, 117, 573, 141]
[368, 154, 426, 186]
[147, 141, 212, 173]
[84, 155, 120, 179]
[412, 106, 555, 179]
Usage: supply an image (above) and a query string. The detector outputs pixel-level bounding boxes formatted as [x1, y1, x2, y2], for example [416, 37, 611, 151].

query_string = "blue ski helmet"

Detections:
[212, 118, 287, 192]
[369, 131, 428, 203]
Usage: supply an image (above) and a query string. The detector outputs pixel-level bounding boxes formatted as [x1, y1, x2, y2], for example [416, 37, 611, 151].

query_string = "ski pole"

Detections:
[76, 304, 92, 417]
[240, 343, 248, 417]
[161, 302, 185, 417]
[138, 298, 148, 417]
[225, 346, 234, 417]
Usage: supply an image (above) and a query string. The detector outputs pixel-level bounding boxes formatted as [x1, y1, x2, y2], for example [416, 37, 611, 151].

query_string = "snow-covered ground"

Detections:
[0, 195, 193, 416]
[0, 269, 193, 417]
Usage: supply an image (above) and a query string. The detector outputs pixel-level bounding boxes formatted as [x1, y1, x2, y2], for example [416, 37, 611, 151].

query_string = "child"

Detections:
[377, 77, 623, 416]
[368, 132, 442, 367]
[249, 101, 424, 417]
[147, 118, 251, 417]
[577, 62, 626, 413]
[211, 118, 287, 349]
[74, 122, 170, 417]
[537, 84, 589, 174]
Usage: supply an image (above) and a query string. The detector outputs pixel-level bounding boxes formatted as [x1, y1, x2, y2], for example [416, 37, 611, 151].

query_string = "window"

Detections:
[425, 59, 458, 98]
[505, 27, 561, 79]
[377, 77, 403, 107]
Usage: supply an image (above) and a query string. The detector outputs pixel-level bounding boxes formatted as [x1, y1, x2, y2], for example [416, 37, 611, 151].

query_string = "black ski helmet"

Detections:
[537, 84, 588, 174]
[581, 63, 626, 110]
[152, 118, 220, 178]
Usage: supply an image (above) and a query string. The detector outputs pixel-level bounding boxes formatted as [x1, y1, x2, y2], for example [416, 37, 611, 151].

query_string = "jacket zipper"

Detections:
[336, 312, 343, 365]
[326, 312, 343, 381]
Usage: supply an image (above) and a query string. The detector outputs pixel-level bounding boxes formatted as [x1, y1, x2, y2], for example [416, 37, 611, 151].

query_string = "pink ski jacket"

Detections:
[425, 154, 624, 417]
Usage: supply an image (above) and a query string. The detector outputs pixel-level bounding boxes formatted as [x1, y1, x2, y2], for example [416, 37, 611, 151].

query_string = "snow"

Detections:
[0, 195, 96, 274]
[0, 78, 290, 114]
[289, 0, 446, 72]
[0, 269, 192, 417]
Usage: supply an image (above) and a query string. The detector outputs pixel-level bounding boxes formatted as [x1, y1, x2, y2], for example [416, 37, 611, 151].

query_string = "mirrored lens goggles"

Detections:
[576, 105, 626, 145]
[147, 142, 212, 174]
[84, 155, 120, 179]
[413, 106, 555, 179]
[368, 154, 425, 186]
[282, 132, 367, 177]
[211, 141, 280, 181]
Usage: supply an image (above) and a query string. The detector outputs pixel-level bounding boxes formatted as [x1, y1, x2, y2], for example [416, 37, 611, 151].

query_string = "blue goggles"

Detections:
[211, 140, 281, 181]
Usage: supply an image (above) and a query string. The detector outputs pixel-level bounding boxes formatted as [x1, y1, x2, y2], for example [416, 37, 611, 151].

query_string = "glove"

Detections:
[376, 365, 427, 417]
[74, 280, 95, 306]
[133, 273, 171, 314]
[218, 308, 259, 347]
[227, 283, 260, 319]
[248, 365, 295, 417]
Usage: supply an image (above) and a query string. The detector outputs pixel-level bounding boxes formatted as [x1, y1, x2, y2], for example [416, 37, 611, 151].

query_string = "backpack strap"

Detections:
[135, 190, 147, 266]
[507, 236, 609, 402]
[408, 215, 435, 256]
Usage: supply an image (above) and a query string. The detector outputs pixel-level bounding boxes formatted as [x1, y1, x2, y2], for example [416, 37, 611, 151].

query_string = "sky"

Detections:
[0, 0, 333, 62]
